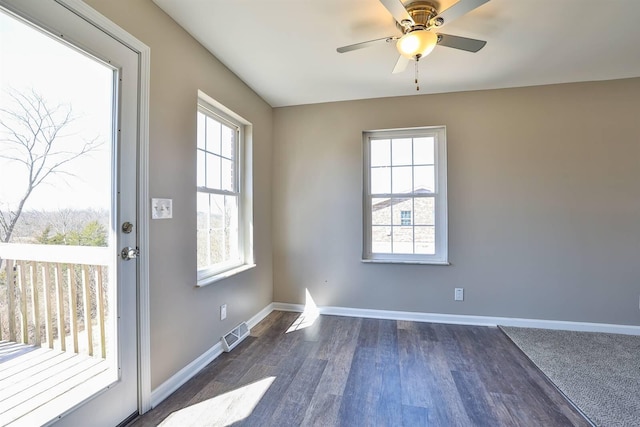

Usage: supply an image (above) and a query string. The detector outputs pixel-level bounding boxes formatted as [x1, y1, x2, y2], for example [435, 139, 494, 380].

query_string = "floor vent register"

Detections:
[221, 322, 250, 352]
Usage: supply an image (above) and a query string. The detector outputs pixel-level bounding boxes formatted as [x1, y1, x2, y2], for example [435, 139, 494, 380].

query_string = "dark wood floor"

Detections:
[129, 311, 590, 426]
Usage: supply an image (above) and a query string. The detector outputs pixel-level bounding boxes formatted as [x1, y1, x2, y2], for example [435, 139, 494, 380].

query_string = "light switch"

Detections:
[151, 198, 173, 219]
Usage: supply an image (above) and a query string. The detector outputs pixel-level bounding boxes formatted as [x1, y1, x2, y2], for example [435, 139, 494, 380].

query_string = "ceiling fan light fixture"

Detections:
[396, 29, 437, 59]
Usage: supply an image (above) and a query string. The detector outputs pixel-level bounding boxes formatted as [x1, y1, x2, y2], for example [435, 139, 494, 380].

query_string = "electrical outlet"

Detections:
[220, 304, 227, 320]
[454, 288, 464, 301]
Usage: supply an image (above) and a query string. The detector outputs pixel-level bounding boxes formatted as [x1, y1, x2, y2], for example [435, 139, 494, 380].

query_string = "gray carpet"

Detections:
[500, 327, 640, 427]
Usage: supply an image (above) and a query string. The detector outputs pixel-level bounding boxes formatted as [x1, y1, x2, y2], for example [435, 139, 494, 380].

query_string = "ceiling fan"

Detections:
[337, 0, 489, 86]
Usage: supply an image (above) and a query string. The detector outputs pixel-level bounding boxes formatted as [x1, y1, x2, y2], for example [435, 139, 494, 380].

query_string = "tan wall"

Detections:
[84, 0, 273, 389]
[273, 78, 640, 326]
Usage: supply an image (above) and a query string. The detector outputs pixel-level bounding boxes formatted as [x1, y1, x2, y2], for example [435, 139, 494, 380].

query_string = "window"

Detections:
[363, 126, 448, 264]
[400, 210, 412, 226]
[196, 93, 253, 285]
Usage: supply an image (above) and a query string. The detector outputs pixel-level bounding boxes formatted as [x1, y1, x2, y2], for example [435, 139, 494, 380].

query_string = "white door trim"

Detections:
[56, 0, 152, 414]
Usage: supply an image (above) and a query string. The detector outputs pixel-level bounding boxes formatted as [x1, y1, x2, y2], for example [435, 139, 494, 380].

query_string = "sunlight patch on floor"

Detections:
[286, 289, 320, 333]
[159, 376, 275, 426]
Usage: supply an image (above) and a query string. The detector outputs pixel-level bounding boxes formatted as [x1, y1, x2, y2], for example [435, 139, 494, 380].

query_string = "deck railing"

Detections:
[0, 243, 111, 359]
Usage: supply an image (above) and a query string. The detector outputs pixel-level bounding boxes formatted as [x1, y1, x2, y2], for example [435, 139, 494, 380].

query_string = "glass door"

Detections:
[0, 1, 138, 425]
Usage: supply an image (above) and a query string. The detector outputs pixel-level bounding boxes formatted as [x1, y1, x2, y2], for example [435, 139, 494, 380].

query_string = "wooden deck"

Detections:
[0, 341, 109, 426]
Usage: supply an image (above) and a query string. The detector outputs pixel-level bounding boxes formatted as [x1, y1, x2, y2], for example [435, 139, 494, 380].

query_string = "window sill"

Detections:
[361, 259, 451, 266]
[196, 263, 256, 287]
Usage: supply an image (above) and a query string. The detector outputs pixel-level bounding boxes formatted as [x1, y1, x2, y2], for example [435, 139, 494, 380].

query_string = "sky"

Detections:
[0, 9, 113, 211]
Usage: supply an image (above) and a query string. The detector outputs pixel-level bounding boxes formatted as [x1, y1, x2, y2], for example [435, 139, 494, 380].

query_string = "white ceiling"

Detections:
[153, 0, 640, 108]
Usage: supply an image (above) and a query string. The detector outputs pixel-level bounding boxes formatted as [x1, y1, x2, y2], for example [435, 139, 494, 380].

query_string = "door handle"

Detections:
[122, 221, 134, 234]
[121, 246, 139, 260]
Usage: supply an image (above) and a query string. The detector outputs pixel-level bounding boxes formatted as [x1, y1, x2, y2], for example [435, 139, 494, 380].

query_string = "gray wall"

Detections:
[85, 0, 273, 389]
[273, 78, 640, 326]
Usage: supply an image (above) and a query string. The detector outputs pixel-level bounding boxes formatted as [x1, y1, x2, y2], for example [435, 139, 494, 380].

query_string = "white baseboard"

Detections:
[150, 342, 224, 409]
[272, 302, 304, 312]
[272, 302, 640, 336]
[150, 302, 275, 408]
[247, 303, 275, 329]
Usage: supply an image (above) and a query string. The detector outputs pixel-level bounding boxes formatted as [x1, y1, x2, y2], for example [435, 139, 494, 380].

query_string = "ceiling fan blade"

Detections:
[431, 0, 489, 27]
[379, 0, 413, 25]
[337, 36, 396, 53]
[437, 33, 486, 52]
[392, 55, 410, 74]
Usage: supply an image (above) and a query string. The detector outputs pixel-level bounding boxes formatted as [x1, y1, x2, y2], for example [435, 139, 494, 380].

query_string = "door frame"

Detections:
[57, 0, 152, 415]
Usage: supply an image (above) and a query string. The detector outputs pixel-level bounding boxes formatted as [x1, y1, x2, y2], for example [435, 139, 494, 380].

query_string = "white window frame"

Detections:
[196, 91, 254, 286]
[362, 126, 449, 265]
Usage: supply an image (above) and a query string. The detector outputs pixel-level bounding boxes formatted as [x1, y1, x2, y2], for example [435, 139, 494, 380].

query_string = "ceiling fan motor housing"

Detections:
[396, 1, 439, 33]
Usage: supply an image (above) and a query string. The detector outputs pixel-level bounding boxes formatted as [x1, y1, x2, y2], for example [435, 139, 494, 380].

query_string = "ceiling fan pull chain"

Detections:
[415, 57, 420, 91]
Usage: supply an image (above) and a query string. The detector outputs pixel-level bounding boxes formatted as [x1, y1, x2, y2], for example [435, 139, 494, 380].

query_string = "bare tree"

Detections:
[0, 89, 101, 244]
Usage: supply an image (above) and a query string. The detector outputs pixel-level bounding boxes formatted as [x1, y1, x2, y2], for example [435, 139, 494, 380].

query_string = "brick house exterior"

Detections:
[371, 189, 436, 254]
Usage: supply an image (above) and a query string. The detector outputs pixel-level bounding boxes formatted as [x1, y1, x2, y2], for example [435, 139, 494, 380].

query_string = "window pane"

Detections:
[209, 228, 224, 265]
[392, 166, 412, 194]
[371, 139, 390, 167]
[206, 116, 221, 154]
[400, 210, 412, 226]
[206, 153, 221, 189]
[371, 197, 391, 226]
[221, 124, 234, 159]
[414, 137, 434, 165]
[197, 112, 206, 150]
[209, 194, 224, 228]
[221, 158, 234, 192]
[414, 165, 435, 193]
[224, 195, 239, 262]
[208, 194, 225, 264]
[372, 226, 391, 253]
[205, 194, 240, 266]
[209, 194, 224, 229]
[371, 167, 390, 194]
[415, 226, 435, 254]
[414, 198, 435, 225]
[392, 226, 413, 254]
[391, 198, 412, 225]
[197, 150, 205, 187]
[392, 138, 412, 166]
[196, 193, 211, 268]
